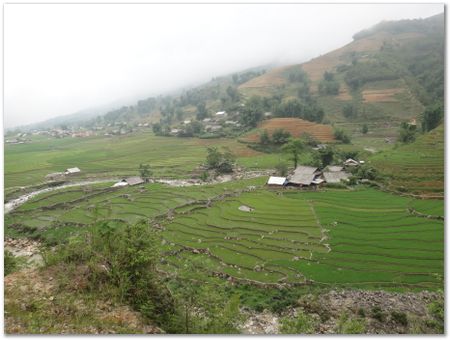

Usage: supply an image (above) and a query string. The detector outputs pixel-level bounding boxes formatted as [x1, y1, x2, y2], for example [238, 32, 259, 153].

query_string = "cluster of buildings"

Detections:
[170, 111, 241, 136]
[267, 158, 364, 188]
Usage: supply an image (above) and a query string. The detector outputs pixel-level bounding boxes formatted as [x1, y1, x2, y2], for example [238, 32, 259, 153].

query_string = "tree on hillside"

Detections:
[196, 102, 208, 120]
[315, 146, 335, 168]
[421, 104, 443, 132]
[259, 129, 271, 145]
[139, 163, 152, 182]
[240, 98, 264, 128]
[334, 128, 351, 144]
[152, 122, 162, 135]
[362, 124, 369, 134]
[205, 147, 235, 174]
[282, 139, 306, 168]
[342, 104, 358, 119]
[275, 162, 288, 177]
[226, 86, 240, 102]
[318, 71, 340, 95]
[271, 129, 291, 145]
[399, 122, 417, 143]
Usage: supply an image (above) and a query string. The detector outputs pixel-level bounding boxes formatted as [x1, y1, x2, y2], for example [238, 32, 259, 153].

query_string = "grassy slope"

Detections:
[369, 124, 444, 196]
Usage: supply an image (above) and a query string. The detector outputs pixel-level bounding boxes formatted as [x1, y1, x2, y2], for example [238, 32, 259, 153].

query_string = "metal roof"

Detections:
[267, 176, 287, 185]
[125, 176, 145, 186]
[65, 167, 81, 173]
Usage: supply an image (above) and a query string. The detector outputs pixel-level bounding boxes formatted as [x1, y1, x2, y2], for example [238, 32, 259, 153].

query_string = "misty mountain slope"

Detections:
[239, 13, 444, 124]
[86, 66, 268, 128]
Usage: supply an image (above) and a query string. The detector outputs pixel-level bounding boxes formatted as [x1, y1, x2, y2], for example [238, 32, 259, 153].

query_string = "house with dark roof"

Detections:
[287, 166, 321, 187]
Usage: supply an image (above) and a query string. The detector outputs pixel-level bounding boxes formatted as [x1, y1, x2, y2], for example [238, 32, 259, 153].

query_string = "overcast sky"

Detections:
[4, 3, 444, 128]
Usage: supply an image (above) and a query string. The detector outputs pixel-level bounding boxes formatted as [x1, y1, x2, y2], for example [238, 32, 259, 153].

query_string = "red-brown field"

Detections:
[242, 118, 336, 143]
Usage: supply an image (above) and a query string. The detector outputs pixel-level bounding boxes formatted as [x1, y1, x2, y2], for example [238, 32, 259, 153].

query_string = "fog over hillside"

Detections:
[4, 3, 443, 128]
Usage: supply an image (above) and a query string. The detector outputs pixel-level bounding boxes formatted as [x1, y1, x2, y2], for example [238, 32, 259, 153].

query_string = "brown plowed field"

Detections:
[243, 118, 336, 143]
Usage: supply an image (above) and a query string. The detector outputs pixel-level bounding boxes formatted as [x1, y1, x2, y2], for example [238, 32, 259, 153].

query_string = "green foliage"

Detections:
[152, 123, 162, 135]
[240, 97, 264, 127]
[259, 129, 270, 145]
[362, 124, 369, 134]
[391, 311, 408, 326]
[274, 99, 324, 123]
[350, 164, 379, 181]
[5, 250, 18, 276]
[426, 298, 444, 333]
[344, 61, 399, 90]
[271, 129, 291, 145]
[342, 103, 358, 119]
[421, 104, 443, 132]
[280, 311, 316, 334]
[46, 221, 175, 326]
[275, 162, 288, 177]
[399, 122, 417, 143]
[288, 68, 308, 83]
[226, 86, 240, 102]
[138, 163, 152, 181]
[336, 313, 366, 334]
[333, 128, 351, 144]
[200, 171, 209, 182]
[205, 147, 235, 174]
[318, 72, 340, 95]
[232, 69, 266, 85]
[314, 146, 335, 167]
[282, 138, 306, 168]
[196, 102, 208, 120]
[371, 306, 385, 322]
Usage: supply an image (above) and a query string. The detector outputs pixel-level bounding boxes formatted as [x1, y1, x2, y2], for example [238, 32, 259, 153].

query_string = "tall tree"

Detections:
[282, 139, 305, 168]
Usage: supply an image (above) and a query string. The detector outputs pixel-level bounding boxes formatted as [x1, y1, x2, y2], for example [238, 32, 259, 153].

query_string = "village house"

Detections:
[65, 167, 81, 175]
[112, 176, 145, 187]
[215, 111, 227, 117]
[287, 166, 321, 187]
[267, 176, 287, 186]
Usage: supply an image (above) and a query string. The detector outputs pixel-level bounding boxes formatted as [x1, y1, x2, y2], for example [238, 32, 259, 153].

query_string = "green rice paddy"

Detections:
[369, 124, 444, 196]
[6, 177, 443, 291]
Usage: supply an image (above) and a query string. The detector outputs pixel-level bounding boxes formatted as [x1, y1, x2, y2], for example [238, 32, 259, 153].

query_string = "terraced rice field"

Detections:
[242, 118, 335, 143]
[4, 178, 266, 244]
[6, 176, 443, 291]
[161, 190, 329, 284]
[370, 124, 444, 196]
[287, 189, 443, 290]
[162, 187, 443, 290]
